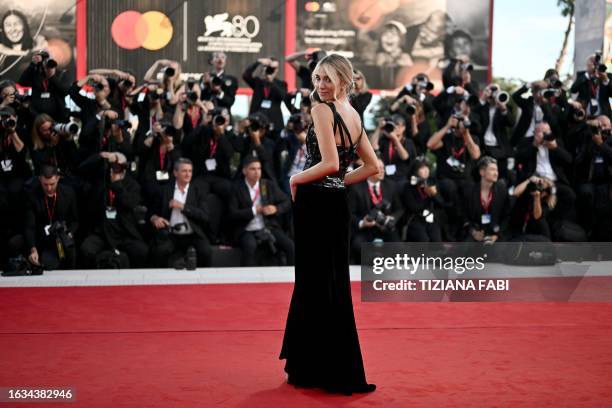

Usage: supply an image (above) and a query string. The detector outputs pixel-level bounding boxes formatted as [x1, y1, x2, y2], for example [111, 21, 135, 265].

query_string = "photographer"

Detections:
[79, 151, 148, 268]
[139, 121, 182, 207]
[427, 102, 481, 240]
[143, 59, 181, 107]
[1, 80, 35, 140]
[286, 48, 326, 90]
[472, 83, 515, 180]
[29, 113, 79, 184]
[149, 158, 212, 268]
[243, 57, 288, 135]
[0, 107, 30, 265]
[573, 115, 612, 236]
[18, 51, 68, 122]
[395, 73, 436, 115]
[514, 122, 575, 220]
[511, 80, 563, 147]
[349, 159, 404, 263]
[200, 51, 238, 114]
[508, 176, 556, 241]
[374, 114, 417, 188]
[433, 68, 478, 129]
[276, 113, 308, 195]
[21, 165, 78, 270]
[570, 53, 612, 118]
[130, 83, 167, 167]
[233, 112, 277, 183]
[349, 69, 372, 121]
[88, 68, 137, 117]
[173, 82, 209, 139]
[402, 160, 444, 242]
[389, 94, 430, 155]
[462, 156, 509, 242]
[229, 156, 294, 266]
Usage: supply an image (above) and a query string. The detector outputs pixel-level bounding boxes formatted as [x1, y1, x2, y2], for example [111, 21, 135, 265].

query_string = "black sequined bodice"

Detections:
[302, 103, 362, 189]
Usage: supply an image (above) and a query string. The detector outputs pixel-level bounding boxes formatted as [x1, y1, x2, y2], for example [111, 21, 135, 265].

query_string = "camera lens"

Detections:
[383, 121, 395, 133]
[187, 91, 198, 101]
[213, 115, 226, 126]
[164, 67, 175, 77]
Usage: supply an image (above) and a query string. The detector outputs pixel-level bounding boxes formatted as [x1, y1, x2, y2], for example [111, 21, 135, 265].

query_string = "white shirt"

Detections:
[525, 103, 544, 138]
[245, 179, 265, 232]
[535, 146, 557, 181]
[367, 180, 382, 197]
[288, 144, 307, 178]
[169, 183, 194, 234]
[483, 106, 498, 147]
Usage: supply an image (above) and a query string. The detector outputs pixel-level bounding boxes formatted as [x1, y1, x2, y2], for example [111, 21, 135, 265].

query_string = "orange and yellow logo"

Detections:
[111, 10, 173, 50]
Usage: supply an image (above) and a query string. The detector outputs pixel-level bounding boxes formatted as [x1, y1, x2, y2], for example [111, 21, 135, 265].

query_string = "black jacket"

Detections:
[153, 180, 211, 239]
[242, 62, 288, 132]
[24, 183, 78, 250]
[570, 71, 612, 117]
[228, 177, 290, 243]
[515, 141, 573, 185]
[348, 179, 404, 232]
[18, 63, 68, 121]
[201, 72, 238, 112]
[462, 182, 510, 237]
[472, 102, 514, 159]
[511, 85, 563, 147]
[182, 125, 234, 179]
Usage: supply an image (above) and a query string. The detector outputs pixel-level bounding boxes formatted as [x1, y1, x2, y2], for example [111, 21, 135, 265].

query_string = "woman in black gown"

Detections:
[280, 54, 379, 395]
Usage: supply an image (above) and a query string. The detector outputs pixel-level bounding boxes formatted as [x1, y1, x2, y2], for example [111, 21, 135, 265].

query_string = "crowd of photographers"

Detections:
[1, 48, 611, 272]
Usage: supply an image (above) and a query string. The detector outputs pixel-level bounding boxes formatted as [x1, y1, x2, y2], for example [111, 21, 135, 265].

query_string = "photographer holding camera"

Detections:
[402, 160, 444, 242]
[349, 159, 403, 263]
[28, 113, 79, 185]
[286, 48, 327, 90]
[18, 165, 78, 270]
[570, 53, 612, 118]
[462, 156, 509, 243]
[200, 51, 238, 114]
[149, 158, 212, 268]
[277, 113, 308, 195]
[514, 122, 575, 221]
[511, 80, 563, 147]
[574, 115, 612, 236]
[389, 92, 430, 155]
[229, 156, 294, 266]
[88, 68, 137, 117]
[349, 69, 373, 121]
[78, 151, 148, 268]
[233, 112, 278, 183]
[472, 83, 515, 180]
[508, 175, 557, 241]
[143, 59, 181, 107]
[173, 81, 210, 139]
[374, 115, 417, 189]
[18, 50, 68, 122]
[243, 57, 288, 136]
[395, 73, 436, 115]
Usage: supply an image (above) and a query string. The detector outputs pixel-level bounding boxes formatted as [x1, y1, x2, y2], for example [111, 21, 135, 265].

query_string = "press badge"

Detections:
[385, 164, 397, 175]
[105, 207, 117, 220]
[44, 224, 52, 236]
[137, 92, 146, 102]
[481, 214, 492, 224]
[446, 156, 461, 167]
[156, 170, 169, 181]
[1, 160, 13, 172]
[260, 99, 272, 109]
[40, 92, 51, 99]
[595, 155, 604, 164]
[591, 98, 599, 108]
[205, 158, 217, 171]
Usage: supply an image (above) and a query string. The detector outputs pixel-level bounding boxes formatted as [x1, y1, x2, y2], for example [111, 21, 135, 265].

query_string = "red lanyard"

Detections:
[209, 138, 218, 158]
[388, 142, 394, 161]
[159, 147, 166, 170]
[251, 186, 260, 204]
[368, 183, 382, 205]
[188, 106, 201, 129]
[452, 145, 466, 158]
[108, 189, 116, 207]
[591, 82, 599, 98]
[121, 96, 127, 112]
[263, 85, 270, 99]
[417, 185, 428, 200]
[44, 194, 56, 223]
[42, 79, 49, 92]
[480, 189, 493, 214]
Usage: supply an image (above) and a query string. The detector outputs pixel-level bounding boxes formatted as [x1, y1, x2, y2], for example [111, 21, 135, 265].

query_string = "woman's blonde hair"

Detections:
[311, 54, 354, 101]
[31, 113, 54, 150]
[352, 69, 369, 92]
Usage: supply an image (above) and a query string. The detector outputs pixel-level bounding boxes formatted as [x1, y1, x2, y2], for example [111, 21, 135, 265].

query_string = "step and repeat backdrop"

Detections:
[1, 0, 493, 91]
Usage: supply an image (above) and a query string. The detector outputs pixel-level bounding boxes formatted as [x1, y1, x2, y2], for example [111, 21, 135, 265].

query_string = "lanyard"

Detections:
[251, 186, 260, 204]
[417, 185, 428, 200]
[108, 189, 116, 207]
[591, 81, 599, 98]
[368, 183, 382, 205]
[263, 85, 270, 99]
[42, 79, 49, 92]
[388, 141, 394, 161]
[452, 145, 466, 158]
[480, 189, 493, 214]
[159, 146, 166, 170]
[209, 138, 218, 158]
[44, 194, 56, 223]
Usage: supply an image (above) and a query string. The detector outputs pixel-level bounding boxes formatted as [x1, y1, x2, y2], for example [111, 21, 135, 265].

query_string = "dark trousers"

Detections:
[80, 233, 149, 268]
[153, 232, 212, 267]
[351, 227, 401, 264]
[238, 228, 295, 266]
[406, 218, 442, 242]
[9, 234, 76, 270]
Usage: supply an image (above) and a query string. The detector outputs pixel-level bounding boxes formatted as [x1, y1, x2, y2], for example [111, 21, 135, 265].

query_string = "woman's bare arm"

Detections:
[344, 127, 378, 185]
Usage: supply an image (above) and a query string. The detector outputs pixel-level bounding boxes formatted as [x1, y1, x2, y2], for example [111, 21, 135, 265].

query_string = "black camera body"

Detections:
[366, 200, 396, 232]
[594, 52, 607, 73]
[46, 220, 75, 249]
[253, 228, 277, 255]
[288, 113, 305, 133]
[2, 255, 44, 276]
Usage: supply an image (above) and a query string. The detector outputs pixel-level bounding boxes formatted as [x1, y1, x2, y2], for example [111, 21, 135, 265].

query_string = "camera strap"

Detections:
[44, 194, 57, 224]
[159, 146, 167, 170]
[451, 145, 466, 158]
[480, 189, 493, 214]
[388, 141, 394, 161]
[107, 189, 116, 207]
[590, 81, 599, 99]
[209, 138, 218, 158]
[368, 183, 382, 206]
[41, 79, 49, 92]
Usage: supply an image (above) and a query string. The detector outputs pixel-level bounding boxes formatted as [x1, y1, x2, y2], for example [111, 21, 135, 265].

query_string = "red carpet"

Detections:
[1, 282, 612, 407]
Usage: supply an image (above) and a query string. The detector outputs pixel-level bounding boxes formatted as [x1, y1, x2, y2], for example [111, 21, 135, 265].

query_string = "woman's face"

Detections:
[1, 86, 16, 104]
[353, 74, 364, 91]
[381, 28, 401, 53]
[38, 121, 53, 139]
[314, 68, 337, 101]
[417, 165, 430, 180]
[3, 14, 24, 44]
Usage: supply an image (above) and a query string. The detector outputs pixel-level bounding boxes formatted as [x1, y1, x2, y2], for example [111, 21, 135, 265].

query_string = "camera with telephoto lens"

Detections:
[164, 67, 175, 77]
[253, 228, 277, 255]
[382, 119, 395, 134]
[594, 52, 607, 73]
[187, 78, 196, 90]
[264, 65, 277, 75]
[288, 113, 305, 133]
[1, 117, 16, 128]
[248, 117, 262, 133]
[213, 113, 227, 127]
[36, 50, 58, 70]
[415, 75, 434, 91]
[496, 91, 509, 104]
[542, 88, 560, 99]
[410, 175, 433, 187]
[569, 103, 586, 122]
[186, 90, 198, 102]
[105, 119, 132, 130]
[53, 122, 80, 135]
[542, 132, 555, 142]
[366, 200, 396, 232]
[2, 255, 44, 276]
[526, 179, 548, 194]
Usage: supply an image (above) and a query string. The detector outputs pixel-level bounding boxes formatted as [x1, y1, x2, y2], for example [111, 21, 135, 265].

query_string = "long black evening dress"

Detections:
[279, 101, 375, 395]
